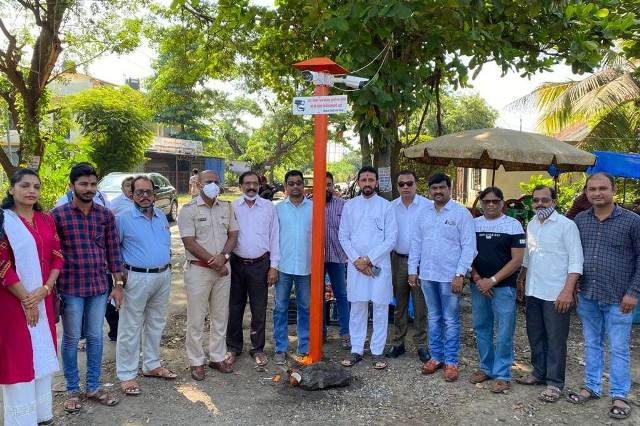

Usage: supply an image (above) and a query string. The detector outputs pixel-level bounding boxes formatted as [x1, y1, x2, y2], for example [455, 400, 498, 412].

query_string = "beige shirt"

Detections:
[177, 196, 239, 261]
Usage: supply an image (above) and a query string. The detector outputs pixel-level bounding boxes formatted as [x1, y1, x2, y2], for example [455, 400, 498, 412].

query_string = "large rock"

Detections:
[298, 362, 352, 391]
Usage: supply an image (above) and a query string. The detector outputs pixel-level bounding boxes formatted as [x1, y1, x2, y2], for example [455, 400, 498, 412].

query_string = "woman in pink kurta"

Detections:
[0, 168, 63, 426]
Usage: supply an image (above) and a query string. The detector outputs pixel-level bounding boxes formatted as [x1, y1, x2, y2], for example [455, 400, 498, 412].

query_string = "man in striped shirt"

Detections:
[324, 172, 350, 349]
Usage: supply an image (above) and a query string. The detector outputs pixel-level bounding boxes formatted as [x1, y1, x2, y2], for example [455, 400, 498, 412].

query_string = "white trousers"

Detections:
[116, 269, 171, 381]
[185, 263, 231, 365]
[349, 301, 389, 356]
[1, 374, 53, 426]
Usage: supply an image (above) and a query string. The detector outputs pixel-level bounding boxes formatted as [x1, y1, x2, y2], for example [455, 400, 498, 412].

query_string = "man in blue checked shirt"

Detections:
[408, 172, 476, 382]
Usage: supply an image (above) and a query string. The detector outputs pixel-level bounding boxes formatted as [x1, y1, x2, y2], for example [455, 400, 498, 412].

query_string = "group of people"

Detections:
[0, 161, 638, 425]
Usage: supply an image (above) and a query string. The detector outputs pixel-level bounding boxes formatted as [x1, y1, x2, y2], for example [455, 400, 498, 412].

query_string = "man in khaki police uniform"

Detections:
[177, 170, 239, 381]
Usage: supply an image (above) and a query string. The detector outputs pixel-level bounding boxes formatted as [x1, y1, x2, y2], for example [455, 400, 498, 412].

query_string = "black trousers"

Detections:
[525, 296, 570, 389]
[226, 254, 270, 356]
[104, 275, 119, 341]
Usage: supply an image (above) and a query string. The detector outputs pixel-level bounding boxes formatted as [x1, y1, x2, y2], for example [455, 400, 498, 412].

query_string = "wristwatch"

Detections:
[455, 273, 465, 278]
[222, 252, 231, 262]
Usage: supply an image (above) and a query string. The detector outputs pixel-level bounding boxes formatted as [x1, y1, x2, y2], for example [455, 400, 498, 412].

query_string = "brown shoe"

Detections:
[422, 359, 444, 375]
[491, 380, 511, 394]
[444, 364, 459, 382]
[190, 365, 205, 381]
[208, 360, 233, 374]
[469, 370, 491, 384]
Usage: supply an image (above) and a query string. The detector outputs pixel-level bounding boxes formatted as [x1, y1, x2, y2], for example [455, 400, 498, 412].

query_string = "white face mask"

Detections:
[244, 193, 258, 201]
[202, 182, 220, 199]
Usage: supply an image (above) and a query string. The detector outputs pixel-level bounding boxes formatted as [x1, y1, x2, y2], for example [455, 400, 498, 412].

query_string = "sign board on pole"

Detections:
[378, 166, 391, 192]
[292, 95, 348, 115]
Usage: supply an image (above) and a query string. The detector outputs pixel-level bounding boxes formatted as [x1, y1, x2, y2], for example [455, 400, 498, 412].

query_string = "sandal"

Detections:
[609, 398, 632, 420]
[253, 352, 269, 367]
[86, 388, 119, 407]
[515, 374, 545, 385]
[340, 335, 352, 350]
[120, 379, 141, 396]
[538, 385, 561, 402]
[341, 352, 363, 367]
[566, 387, 600, 404]
[372, 355, 387, 370]
[142, 367, 177, 380]
[64, 393, 82, 413]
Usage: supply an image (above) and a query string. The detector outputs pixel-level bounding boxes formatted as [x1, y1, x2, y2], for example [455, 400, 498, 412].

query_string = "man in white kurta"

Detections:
[338, 166, 397, 367]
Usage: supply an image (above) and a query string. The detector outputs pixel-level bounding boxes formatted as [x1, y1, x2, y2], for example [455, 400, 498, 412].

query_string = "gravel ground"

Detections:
[8, 221, 639, 425]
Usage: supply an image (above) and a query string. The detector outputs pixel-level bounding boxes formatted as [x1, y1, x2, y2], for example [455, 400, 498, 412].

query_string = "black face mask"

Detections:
[134, 202, 154, 214]
[326, 191, 332, 202]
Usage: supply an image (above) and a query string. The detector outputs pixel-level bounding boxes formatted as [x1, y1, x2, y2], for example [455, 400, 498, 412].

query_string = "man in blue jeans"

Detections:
[272, 170, 312, 364]
[408, 173, 476, 382]
[569, 173, 640, 420]
[469, 187, 525, 394]
[52, 163, 123, 412]
[323, 172, 350, 349]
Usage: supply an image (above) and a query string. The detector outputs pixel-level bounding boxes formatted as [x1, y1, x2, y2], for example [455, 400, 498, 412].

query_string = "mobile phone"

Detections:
[371, 266, 381, 277]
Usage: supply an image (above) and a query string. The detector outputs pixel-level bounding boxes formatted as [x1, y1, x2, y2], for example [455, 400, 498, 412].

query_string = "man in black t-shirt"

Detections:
[469, 187, 525, 394]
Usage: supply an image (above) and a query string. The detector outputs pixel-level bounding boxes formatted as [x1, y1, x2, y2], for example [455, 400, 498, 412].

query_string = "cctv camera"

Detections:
[333, 75, 369, 89]
[300, 70, 333, 86]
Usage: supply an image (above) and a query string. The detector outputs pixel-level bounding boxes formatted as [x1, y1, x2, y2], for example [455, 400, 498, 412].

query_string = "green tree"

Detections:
[70, 86, 153, 176]
[0, 0, 143, 176]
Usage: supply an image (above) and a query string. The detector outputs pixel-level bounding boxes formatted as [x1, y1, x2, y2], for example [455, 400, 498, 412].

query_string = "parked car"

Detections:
[98, 172, 179, 221]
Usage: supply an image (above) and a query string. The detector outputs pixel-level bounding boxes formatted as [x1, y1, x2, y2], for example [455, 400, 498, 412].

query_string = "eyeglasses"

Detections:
[133, 190, 154, 197]
[481, 199, 502, 205]
[532, 197, 552, 203]
[287, 181, 304, 187]
[204, 181, 220, 185]
[398, 181, 414, 188]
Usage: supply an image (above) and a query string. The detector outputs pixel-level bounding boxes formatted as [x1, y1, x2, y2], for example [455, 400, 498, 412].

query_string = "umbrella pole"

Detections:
[491, 160, 496, 186]
[554, 175, 558, 192]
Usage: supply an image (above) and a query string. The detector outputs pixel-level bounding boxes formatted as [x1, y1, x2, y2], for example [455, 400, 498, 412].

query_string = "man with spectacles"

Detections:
[515, 185, 583, 403]
[271, 170, 313, 364]
[115, 175, 176, 394]
[386, 170, 431, 363]
[178, 170, 239, 380]
[469, 187, 525, 394]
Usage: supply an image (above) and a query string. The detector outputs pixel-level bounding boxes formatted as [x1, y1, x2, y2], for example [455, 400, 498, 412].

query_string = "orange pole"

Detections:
[308, 83, 329, 363]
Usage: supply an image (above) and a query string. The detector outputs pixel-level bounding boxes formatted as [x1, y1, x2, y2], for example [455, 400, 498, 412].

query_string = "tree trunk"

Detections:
[359, 130, 372, 167]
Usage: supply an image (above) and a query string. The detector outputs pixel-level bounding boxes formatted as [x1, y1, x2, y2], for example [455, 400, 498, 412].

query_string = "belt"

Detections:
[231, 252, 269, 264]
[393, 251, 409, 258]
[124, 264, 171, 273]
[189, 260, 212, 268]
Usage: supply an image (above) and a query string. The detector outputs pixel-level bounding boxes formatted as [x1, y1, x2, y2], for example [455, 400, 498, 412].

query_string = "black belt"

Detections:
[393, 251, 409, 258]
[124, 264, 171, 273]
[231, 252, 269, 264]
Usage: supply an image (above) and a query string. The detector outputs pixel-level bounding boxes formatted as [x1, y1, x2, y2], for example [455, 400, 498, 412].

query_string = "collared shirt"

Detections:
[408, 198, 477, 282]
[276, 197, 312, 275]
[393, 194, 432, 255]
[232, 196, 280, 267]
[51, 202, 122, 297]
[177, 196, 239, 261]
[110, 193, 134, 217]
[523, 211, 583, 302]
[117, 207, 171, 268]
[575, 205, 640, 303]
[325, 196, 347, 263]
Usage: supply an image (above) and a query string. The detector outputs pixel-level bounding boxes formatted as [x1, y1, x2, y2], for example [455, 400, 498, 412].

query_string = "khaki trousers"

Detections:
[185, 262, 231, 366]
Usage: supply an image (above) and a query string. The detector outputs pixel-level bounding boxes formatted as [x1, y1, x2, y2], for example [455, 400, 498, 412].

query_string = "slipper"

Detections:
[566, 387, 600, 404]
[120, 379, 141, 396]
[341, 335, 352, 350]
[143, 367, 177, 380]
[372, 355, 387, 370]
[515, 374, 545, 385]
[609, 398, 632, 420]
[253, 352, 269, 367]
[64, 393, 82, 413]
[538, 385, 561, 402]
[86, 389, 119, 407]
[341, 352, 363, 367]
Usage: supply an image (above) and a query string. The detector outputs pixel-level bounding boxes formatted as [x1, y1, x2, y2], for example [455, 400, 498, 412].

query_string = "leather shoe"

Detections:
[417, 348, 431, 363]
[190, 365, 205, 381]
[208, 360, 233, 373]
[385, 344, 405, 358]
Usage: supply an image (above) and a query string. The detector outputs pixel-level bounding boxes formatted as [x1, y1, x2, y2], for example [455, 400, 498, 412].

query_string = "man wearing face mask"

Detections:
[178, 170, 239, 380]
[515, 185, 583, 403]
[115, 175, 175, 395]
[227, 171, 279, 368]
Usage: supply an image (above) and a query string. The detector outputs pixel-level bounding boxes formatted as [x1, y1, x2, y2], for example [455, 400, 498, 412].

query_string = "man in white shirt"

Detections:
[386, 170, 431, 363]
[515, 185, 583, 403]
[408, 173, 476, 382]
[339, 166, 397, 370]
[226, 171, 280, 367]
[110, 176, 135, 217]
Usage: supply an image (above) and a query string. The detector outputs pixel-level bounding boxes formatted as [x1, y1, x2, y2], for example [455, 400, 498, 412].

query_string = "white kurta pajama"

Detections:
[338, 194, 397, 355]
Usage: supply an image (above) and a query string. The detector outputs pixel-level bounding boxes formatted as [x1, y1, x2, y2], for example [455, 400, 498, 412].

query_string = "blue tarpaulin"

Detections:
[588, 151, 640, 179]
